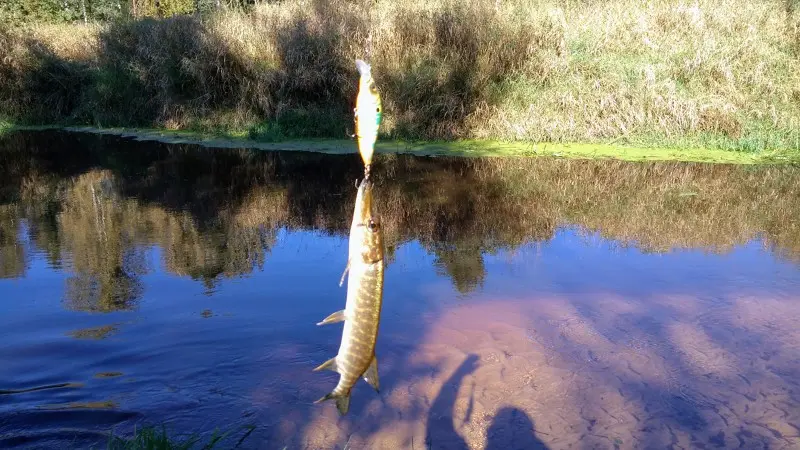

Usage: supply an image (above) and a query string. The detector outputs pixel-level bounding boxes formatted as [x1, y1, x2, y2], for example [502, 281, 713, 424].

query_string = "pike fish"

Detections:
[314, 177, 385, 415]
[354, 59, 382, 176]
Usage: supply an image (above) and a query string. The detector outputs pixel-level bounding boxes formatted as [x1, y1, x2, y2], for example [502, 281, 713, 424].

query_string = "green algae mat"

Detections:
[5, 125, 799, 164]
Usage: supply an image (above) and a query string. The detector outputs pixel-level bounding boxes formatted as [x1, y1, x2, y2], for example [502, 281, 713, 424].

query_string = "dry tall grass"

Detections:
[0, 0, 798, 149]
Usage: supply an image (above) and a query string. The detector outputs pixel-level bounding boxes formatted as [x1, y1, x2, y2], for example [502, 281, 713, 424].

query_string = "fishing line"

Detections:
[364, 0, 377, 64]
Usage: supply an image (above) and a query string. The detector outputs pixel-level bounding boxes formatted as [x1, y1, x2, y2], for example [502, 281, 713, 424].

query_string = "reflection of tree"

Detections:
[160, 218, 277, 284]
[0, 205, 26, 279]
[58, 170, 146, 312]
[53, 169, 281, 310]
[64, 267, 144, 312]
[1, 131, 800, 300]
[432, 244, 486, 294]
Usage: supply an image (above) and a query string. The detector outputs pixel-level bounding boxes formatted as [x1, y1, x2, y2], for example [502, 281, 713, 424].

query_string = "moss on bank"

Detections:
[3, 125, 797, 165]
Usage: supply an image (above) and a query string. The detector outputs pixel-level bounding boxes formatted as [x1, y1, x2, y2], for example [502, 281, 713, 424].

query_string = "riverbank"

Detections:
[2, 124, 798, 164]
[1, 0, 799, 156]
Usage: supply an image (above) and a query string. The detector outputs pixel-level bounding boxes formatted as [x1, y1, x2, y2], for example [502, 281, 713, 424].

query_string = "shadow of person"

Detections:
[485, 407, 550, 450]
[424, 354, 479, 450]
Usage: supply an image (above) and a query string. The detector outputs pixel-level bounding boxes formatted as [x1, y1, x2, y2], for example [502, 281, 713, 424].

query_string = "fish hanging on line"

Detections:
[354, 59, 382, 178]
[313, 177, 385, 415]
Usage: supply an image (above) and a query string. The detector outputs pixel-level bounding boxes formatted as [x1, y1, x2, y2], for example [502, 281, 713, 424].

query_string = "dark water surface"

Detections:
[1, 131, 799, 449]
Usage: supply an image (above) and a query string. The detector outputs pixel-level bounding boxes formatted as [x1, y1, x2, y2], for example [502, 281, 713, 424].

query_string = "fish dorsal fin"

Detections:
[317, 310, 345, 326]
[363, 356, 380, 392]
[313, 357, 339, 373]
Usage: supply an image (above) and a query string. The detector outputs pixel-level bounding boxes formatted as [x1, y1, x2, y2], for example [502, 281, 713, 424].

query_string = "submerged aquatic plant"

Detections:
[105, 424, 255, 450]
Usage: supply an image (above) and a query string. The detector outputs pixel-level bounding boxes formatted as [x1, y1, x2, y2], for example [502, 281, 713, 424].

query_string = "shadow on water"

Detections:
[423, 355, 551, 450]
[425, 354, 479, 450]
[485, 408, 549, 450]
[1, 130, 800, 448]
[549, 280, 800, 449]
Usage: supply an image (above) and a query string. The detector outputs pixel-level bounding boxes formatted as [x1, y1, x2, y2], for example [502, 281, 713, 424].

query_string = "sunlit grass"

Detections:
[0, 0, 798, 153]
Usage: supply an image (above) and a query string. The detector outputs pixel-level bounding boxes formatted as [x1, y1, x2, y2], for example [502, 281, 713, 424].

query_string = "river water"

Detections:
[1, 131, 799, 449]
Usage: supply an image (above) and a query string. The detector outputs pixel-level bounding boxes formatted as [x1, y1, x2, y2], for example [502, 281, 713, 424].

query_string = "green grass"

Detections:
[105, 425, 255, 450]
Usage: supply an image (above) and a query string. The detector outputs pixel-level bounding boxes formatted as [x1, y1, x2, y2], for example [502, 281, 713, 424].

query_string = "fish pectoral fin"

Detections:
[363, 355, 380, 393]
[339, 260, 350, 287]
[316, 310, 345, 326]
[313, 357, 339, 373]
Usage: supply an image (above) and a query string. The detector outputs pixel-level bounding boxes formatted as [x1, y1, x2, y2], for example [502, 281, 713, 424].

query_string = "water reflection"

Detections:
[1, 131, 800, 449]
[0, 206, 26, 279]
[2, 131, 799, 306]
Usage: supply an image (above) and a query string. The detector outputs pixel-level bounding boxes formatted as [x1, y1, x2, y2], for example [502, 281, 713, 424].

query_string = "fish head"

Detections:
[356, 59, 372, 79]
[356, 59, 379, 96]
[362, 214, 383, 264]
[353, 178, 384, 264]
[353, 177, 373, 226]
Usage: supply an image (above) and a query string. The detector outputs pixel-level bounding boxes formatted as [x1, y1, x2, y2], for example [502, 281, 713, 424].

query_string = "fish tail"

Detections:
[315, 390, 352, 415]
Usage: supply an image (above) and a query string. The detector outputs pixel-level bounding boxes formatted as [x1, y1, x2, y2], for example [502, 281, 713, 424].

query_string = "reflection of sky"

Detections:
[1, 224, 799, 447]
[3, 225, 799, 342]
[482, 227, 800, 301]
[2, 221, 69, 324]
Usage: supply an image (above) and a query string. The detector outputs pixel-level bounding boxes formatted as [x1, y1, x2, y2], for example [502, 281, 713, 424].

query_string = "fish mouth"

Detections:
[359, 176, 373, 191]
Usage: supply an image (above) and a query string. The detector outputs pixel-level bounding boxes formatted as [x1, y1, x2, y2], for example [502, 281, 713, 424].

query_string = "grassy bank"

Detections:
[1, 0, 799, 156]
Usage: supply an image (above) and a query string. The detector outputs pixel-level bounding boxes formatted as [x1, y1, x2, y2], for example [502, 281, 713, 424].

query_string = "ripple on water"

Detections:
[0, 408, 141, 449]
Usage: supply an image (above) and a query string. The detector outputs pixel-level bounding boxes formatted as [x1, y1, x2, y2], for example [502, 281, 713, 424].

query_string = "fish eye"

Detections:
[368, 220, 380, 231]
